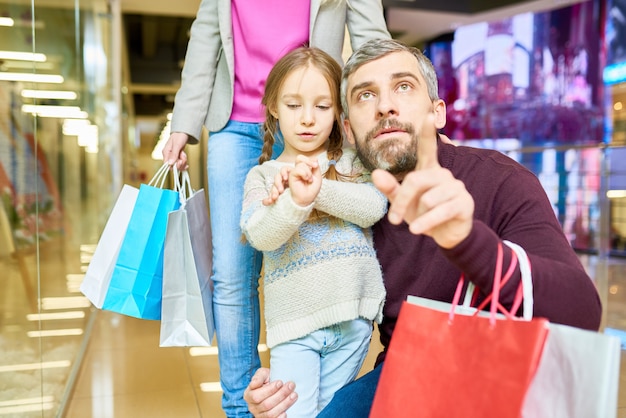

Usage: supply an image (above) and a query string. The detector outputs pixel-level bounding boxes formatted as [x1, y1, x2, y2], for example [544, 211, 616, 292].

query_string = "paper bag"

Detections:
[370, 242, 549, 418]
[102, 164, 180, 320]
[80, 184, 138, 308]
[160, 171, 214, 346]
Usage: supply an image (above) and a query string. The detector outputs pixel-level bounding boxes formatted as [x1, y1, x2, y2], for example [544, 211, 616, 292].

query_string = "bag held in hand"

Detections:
[160, 170, 215, 347]
[80, 184, 139, 308]
[370, 241, 549, 418]
[102, 164, 180, 320]
[499, 241, 622, 418]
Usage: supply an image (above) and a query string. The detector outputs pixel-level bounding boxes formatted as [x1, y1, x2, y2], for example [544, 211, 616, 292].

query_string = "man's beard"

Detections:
[353, 119, 418, 175]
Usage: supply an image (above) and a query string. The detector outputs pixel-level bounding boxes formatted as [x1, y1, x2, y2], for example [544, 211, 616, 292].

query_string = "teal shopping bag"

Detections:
[102, 164, 180, 320]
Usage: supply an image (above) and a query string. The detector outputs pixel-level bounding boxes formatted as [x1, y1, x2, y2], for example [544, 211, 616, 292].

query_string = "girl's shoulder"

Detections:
[247, 160, 284, 180]
[335, 147, 358, 166]
[339, 147, 369, 173]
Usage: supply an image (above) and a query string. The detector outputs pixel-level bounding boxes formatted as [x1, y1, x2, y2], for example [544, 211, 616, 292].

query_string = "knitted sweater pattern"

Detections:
[241, 148, 387, 348]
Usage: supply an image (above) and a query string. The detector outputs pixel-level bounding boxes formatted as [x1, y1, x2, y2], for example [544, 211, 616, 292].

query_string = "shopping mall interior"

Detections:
[1, 0, 626, 416]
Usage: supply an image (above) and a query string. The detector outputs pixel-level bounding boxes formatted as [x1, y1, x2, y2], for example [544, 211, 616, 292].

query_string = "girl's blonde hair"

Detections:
[260, 47, 347, 182]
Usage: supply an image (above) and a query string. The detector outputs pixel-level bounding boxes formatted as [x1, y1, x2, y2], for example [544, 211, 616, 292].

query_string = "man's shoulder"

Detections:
[444, 142, 527, 173]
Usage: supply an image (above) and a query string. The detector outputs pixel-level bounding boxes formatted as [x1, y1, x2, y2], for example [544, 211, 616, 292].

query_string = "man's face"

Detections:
[343, 51, 445, 176]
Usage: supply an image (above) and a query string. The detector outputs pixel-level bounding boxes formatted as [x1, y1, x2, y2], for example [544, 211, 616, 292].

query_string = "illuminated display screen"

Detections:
[426, 0, 605, 145]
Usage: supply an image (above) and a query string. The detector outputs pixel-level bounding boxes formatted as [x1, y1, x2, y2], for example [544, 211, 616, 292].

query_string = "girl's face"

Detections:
[272, 65, 337, 162]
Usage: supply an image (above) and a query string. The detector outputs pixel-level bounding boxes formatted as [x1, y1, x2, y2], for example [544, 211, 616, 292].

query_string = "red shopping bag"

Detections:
[370, 242, 549, 418]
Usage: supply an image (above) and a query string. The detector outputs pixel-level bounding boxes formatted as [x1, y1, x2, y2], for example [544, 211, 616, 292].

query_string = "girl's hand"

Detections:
[263, 166, 292, 206]
[288, 155, 322, 207]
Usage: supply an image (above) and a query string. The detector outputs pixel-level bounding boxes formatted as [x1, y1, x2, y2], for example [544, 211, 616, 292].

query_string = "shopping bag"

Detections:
[499, 241, 622, 418]
[522, 321, 621, 418]
[102, 163, 180, 320]
[370, 241, 549, 418]
[80, 185, 138, 308]
[160, 170, 215, 347]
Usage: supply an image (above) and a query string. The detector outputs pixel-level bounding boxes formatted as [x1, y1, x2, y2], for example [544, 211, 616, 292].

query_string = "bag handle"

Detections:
[503, 240, 534, 320]
[172, 166, 195, 205]
[452, 240, 533, 325]
[148, 163, 173, 189]
[451, 241, 506, 326]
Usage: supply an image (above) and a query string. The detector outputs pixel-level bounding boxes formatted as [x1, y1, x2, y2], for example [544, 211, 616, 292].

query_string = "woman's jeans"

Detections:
[208, 120, 283, 417]
[270, 319, 373, 418]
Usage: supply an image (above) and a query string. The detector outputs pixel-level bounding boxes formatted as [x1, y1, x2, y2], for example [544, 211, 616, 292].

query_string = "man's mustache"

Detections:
[365, 119, 415, 141]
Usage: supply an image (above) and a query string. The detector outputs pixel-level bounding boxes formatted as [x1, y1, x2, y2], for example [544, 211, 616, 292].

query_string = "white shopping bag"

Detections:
[160, 171, 214, 347]
[503, 241, 620, 418]
[80, 184, 139, 308]
[522, 322, 621, 418]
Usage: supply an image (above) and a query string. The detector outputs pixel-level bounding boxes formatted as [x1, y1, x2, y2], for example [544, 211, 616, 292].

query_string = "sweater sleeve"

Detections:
[315, 150, 388, 228]
[442, 168, 602, 331]
[316, 181, 387, 228]
[240, 165, 313, 252]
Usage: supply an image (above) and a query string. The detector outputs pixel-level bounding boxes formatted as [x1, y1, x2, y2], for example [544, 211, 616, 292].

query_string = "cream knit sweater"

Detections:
[240, 148, 387, 348]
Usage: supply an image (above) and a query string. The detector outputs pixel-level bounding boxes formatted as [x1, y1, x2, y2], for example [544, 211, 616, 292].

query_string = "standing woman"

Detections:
[160, 1, 390, 416]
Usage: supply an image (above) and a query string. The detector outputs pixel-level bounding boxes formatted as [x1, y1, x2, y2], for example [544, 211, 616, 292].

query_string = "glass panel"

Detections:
[0, 0, 118, 416]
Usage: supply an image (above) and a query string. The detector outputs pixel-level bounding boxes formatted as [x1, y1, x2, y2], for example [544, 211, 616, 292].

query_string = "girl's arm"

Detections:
[315, 181, 387, 228]
[240, 166, 313, 251]
[314, 151, 387, 228]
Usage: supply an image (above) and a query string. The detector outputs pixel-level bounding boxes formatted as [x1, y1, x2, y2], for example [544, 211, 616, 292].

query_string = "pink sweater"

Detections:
[231, 0, 309, 122]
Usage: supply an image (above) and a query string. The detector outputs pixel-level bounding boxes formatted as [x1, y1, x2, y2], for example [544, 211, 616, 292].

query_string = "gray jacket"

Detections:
[170, 0, 390, 143]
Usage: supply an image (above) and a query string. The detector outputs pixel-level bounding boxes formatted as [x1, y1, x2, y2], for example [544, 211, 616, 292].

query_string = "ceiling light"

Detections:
[0, 17, 14, 27]
[77, 124, 98, 147]
[22, 104, 87, 119]
[2, 61, 55, 71]
[0, 361, 70, 373]
[607, 190, 626, 199]
[0, 403, 54, 415]
[63, 119, 91, 135]
[0, 51, 46, 62]
[0, 396, 54, 416]
[40, 296, 91, 310]
[615, 102, 623, 111]
[26, 311, 85, 321]
[189, 347, 218, 356]
[27, 329, 84, 338]
[21, 89, 77, 100]
[0, 72, 63, 83]
[199, 382, 223, 393]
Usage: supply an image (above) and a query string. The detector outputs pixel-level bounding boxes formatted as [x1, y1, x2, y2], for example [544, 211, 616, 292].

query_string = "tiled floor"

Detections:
[1, 232, 626, 417]
[62, 308, 384, 418]
[67, 255, 626, 417]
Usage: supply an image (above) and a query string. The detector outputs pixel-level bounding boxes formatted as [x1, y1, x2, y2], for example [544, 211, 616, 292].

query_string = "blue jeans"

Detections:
[270, 319, 373, 418]
[316, 361, 383, 418]
[208, 120, 283, 417]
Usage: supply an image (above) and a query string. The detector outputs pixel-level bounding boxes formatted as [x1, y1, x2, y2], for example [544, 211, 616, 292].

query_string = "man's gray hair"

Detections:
[341, 38, 440, 117]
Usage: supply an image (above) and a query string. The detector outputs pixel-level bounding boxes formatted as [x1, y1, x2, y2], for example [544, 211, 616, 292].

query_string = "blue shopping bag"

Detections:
[102, 164, 180, 320]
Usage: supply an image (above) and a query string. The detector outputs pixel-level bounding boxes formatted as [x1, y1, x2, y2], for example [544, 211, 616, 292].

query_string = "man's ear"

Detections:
[343, 118, 355, 145]
[433, 99, 447, 130]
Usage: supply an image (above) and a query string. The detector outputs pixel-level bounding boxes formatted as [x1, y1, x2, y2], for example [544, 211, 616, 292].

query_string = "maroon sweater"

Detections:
[373, 140, 602, 366]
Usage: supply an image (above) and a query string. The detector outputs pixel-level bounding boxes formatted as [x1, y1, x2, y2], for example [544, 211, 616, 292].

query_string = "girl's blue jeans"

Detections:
[269, 318, 373, 417]
[207, 120, 283, 417]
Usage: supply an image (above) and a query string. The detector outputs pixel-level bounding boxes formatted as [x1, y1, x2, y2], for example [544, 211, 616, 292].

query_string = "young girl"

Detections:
[240, 47, 387, 417]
